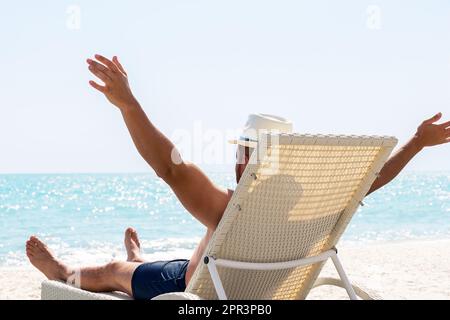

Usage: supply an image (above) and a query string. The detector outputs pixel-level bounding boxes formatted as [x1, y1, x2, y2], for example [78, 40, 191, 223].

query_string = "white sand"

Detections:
[1, 239, 449, 300]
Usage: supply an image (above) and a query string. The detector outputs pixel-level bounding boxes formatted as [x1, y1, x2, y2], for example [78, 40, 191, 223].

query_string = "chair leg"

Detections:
[205, 256, 228, 300]
[312, 277, 381, 300]
[330, 252, 358, 300]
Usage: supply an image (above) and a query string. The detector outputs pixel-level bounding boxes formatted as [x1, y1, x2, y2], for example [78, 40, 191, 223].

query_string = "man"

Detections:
[26, 54, 450, 300]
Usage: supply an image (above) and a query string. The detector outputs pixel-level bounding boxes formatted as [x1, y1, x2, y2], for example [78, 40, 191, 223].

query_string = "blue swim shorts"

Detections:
[131, 259, 189, 300]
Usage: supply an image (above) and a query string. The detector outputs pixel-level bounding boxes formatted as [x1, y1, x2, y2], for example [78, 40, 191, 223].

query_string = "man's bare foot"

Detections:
[124, 228, 144, 263]
[26, 236, 69, 281]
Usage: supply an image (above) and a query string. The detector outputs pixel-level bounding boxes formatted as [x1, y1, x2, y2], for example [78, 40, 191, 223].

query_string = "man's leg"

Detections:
[26, 236, 140, 296]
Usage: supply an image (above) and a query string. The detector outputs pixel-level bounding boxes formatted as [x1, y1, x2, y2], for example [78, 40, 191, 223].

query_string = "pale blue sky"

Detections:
[0, 0, 449, 173]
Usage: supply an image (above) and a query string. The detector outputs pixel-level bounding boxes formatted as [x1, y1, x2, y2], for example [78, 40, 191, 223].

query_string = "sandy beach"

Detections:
[1, 239, 449, 300]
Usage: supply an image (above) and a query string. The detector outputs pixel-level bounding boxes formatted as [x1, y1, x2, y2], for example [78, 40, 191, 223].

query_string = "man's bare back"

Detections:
[186, 190, 234, 285]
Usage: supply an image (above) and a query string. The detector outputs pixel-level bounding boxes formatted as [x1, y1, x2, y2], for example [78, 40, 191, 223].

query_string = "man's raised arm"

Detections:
[86, 54, 229, 229]
[367, 112, 450, 196]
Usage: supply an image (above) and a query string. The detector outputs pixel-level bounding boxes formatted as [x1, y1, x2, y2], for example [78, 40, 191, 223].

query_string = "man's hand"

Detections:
[367, 112, 449, 195]
[413, 112, 450, 150]
[87, 54, 137, 110]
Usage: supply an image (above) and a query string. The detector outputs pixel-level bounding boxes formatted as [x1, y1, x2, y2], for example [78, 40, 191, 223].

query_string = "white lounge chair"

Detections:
[41, 133, 397, 300]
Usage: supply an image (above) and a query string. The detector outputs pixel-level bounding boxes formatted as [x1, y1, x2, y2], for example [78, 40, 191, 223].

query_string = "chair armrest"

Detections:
[312, 277, 383, 300]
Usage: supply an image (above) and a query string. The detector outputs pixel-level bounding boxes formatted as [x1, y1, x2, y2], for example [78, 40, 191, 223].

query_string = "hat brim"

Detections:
[228, 139, 257, 148]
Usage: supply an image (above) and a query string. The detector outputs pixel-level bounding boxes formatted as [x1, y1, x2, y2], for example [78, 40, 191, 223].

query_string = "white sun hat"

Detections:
[229, 113, 293, 148]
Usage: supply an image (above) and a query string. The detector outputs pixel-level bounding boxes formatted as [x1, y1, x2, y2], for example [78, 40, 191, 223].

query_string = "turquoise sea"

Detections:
[0, 172, 449, 266]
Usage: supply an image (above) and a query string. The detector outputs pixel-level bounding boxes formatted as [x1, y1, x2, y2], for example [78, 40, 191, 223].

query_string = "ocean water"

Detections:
[0, 172, 449, 267]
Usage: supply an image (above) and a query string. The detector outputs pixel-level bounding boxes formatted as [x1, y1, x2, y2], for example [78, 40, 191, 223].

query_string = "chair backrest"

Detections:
[186, 133, 397, 299]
